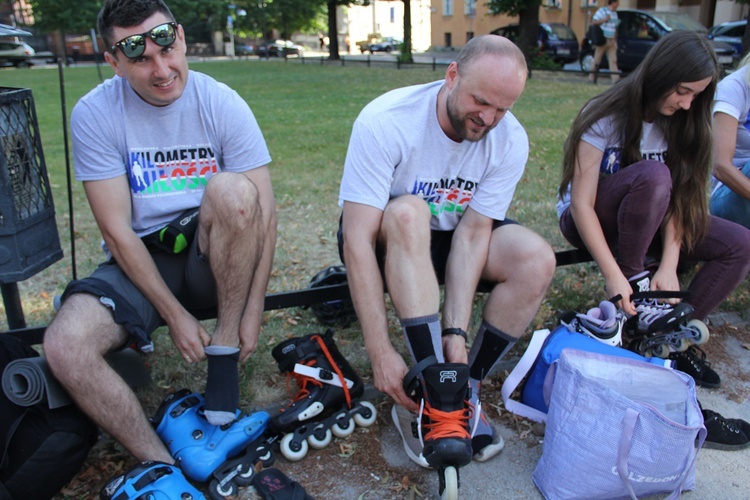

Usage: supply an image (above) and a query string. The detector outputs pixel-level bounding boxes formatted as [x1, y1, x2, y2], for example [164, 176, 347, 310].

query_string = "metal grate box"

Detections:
[0, 87, 62, 283]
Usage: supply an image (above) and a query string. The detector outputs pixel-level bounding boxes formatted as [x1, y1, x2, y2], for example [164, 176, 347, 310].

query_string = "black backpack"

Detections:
[0, 334, 98, 500]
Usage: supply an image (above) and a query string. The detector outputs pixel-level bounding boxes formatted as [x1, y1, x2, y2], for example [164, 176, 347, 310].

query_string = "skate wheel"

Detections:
[257, 445, 275, 468]
[332, 414, 356, 438]
[209, 478, 238, 499]
[688, 319, 710, 345]
[440, 466, 459, 500]
[234, 464, 255, 486]
[652, 344, 670, 358]
[308, 426, 333, 449]
[353, 401, 378, 427]
[676, 338, 691, 353]
[280, 432, 308, 462]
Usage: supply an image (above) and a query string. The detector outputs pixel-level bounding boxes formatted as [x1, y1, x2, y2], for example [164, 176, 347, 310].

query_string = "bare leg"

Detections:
[44, 294, 173, 463]
[380, 195, 440, 317]
[481, 224, 555, 337]
[199, 172, 263, 348]
[198, 172, 264, 424]
[380, 196, 443, 363]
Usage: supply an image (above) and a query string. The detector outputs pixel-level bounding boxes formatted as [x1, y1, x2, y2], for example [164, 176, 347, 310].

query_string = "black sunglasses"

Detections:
[111, 22, 177, 59]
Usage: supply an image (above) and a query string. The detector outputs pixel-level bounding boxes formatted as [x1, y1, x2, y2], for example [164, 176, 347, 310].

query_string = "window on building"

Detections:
[445, 32, 452, 48]
[443, 0, 453, 16]
[466, 31, 474, 42]
[390, 7, 395, 23]
[464, 0, 476, 16]
[544, 0, 561, 8]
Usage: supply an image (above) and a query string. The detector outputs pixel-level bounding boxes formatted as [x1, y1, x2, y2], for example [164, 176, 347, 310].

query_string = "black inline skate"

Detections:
[403, 357, 473, 500]
[624, 272, 709, 358]
[268, 329, 377, 461]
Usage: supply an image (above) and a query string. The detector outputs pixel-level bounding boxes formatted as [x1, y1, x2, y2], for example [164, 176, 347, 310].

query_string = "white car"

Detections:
[0, 41, 35, 67]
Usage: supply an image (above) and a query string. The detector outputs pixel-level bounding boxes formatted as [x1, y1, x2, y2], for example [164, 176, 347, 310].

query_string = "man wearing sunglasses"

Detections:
[43, 0, 276, 468]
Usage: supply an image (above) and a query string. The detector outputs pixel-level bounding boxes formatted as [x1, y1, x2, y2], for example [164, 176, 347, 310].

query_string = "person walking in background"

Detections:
[589, 0, 621, 83]
[710, 51, 750, 230]
[558, 30, 750, 450]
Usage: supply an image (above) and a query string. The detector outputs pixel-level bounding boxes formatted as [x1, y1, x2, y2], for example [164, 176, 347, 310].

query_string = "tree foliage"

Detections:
[486, 0, 541, 61]
[27, 0, 101, 34]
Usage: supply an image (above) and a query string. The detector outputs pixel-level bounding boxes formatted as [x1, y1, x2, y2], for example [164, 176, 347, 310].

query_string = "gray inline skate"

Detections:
[625, 272, 709, 358]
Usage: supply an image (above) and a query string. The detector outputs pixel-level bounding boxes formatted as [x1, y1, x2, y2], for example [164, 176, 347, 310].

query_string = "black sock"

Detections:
[204, 345, 240, 426]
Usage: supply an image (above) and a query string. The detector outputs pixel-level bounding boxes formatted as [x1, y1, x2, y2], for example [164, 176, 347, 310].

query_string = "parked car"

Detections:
[0, 40, 34, 68]
[708, 19, 745, 56]
[491, 23, 579, 66]
[234, 44, 254, 56]
[580, 9, 737, 74]
[366, 37, 401, 53]
[257, 39, 304, 58]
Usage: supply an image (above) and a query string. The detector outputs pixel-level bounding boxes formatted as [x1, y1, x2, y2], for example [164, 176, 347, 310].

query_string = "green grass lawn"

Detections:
[1, 60, 747, 408]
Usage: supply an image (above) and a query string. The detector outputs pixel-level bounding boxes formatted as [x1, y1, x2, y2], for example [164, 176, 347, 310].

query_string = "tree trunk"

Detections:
[328, 1, 340, 60]
[402, 0, 413, 63]
[517, 0, 541, 65]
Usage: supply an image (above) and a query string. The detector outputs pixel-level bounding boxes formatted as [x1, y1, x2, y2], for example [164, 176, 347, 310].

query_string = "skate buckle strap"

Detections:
[293, 363, 354, 389]
[631, 290, 690, 301]
[311, 334, 355, 408]
[402, 355, 439, 397]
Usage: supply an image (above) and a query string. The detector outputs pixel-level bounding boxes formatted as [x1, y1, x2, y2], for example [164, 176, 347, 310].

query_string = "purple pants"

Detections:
[560, 160, 750, 320]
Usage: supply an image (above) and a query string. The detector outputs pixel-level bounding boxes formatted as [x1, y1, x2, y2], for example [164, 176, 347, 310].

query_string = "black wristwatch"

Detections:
[441, 327, 468, 341]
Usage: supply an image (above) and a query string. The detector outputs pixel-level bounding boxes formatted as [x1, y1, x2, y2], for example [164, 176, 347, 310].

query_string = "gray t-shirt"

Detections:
[339, 80, 529, 231]
[72, 71, 271, 243]
[713, 64, 750, 191]
[557, 116, 666, 217]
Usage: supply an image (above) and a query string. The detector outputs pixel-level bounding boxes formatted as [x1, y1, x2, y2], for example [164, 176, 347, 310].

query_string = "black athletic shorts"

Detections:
[337, 212, 519, 287]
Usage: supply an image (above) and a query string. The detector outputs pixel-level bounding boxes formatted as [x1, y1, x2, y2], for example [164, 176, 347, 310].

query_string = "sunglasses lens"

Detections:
[120, 36, 146, 58]
[151, 23, 176, 47]
[115, 23, 175, 58]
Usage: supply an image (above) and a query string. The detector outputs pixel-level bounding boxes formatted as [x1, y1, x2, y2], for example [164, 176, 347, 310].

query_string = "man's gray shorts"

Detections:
[60, 237, 216, 351]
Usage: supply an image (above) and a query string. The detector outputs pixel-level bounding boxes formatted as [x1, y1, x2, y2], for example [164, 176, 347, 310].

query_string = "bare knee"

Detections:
[44, 294, 124, 377]
[202, 172, 260, 228]
[381, 196, 431, 244]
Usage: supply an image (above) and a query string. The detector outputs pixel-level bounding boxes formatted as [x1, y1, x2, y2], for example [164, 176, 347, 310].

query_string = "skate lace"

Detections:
[283, 335, 354, 410]
[422, 400, 471, 441]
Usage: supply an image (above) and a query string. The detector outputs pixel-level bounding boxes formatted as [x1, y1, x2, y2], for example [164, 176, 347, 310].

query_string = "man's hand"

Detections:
[238, 324, 260, 363]
[167, 312, 211, 362]
[372, 348, 418, 412]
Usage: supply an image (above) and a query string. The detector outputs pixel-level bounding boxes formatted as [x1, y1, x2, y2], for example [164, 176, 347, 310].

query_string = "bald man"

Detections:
[337, 35, 555, 474]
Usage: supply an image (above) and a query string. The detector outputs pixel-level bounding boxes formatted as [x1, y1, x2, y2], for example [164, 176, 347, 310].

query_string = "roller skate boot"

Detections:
[269, 329, 377, 462]
[404, 358, 473, 500]
[100, 461, 205, 500]
[560, 299, 624, 346]
[624, 271, 709, 358]
[151, 389, 274, 499]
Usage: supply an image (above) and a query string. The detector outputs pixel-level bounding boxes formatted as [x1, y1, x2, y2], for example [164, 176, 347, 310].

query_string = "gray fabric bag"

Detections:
[533, 349, 705, 499]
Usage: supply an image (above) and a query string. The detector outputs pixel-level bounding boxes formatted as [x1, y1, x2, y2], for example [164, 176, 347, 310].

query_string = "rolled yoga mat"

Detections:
[2, 356, 72, 409]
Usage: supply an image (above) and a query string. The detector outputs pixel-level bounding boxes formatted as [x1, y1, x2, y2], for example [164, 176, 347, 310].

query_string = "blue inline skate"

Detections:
[268, 330, 378, 462]
[100, 461, 205, 500]
[151, 389, 275, 499]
